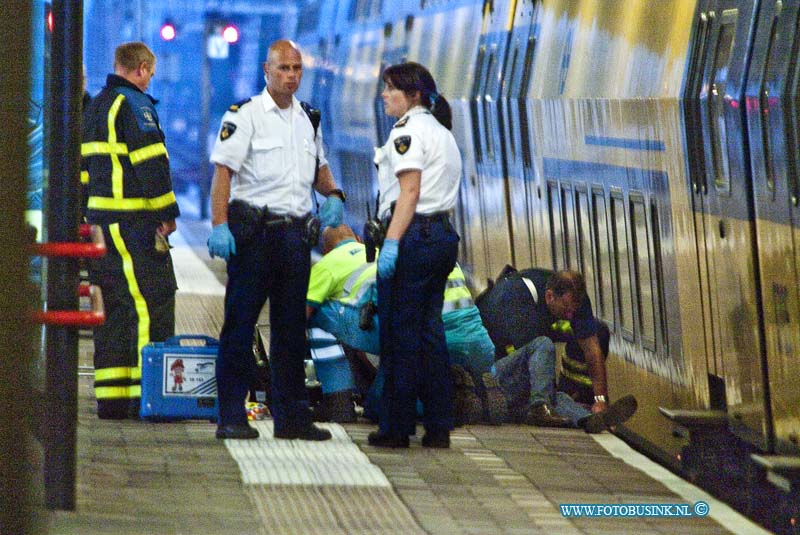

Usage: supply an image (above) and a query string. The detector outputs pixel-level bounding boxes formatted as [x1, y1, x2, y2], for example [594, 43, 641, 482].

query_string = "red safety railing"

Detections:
[30, 224, 107, 327]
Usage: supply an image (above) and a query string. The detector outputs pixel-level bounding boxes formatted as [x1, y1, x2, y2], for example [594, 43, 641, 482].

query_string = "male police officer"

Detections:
[208, 40, 344, 440]
[82, 42, 180, 419]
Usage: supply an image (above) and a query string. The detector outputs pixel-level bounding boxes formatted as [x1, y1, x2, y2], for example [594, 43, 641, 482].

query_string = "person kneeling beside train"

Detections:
[307, 226, 636, 432]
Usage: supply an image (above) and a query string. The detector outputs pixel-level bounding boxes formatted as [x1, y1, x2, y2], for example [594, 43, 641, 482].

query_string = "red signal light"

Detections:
[160, 22, 177, 41]
[160, 23, 176, 41]
[222, 24, 239, 44]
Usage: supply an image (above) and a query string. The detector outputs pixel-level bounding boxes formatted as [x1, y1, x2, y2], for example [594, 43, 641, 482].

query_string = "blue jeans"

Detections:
[493, 336, 590, 426]
[310, 300, 381, 355]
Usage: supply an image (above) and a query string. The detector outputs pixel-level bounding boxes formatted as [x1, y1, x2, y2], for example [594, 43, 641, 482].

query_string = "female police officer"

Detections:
[368, 62, 462, 448]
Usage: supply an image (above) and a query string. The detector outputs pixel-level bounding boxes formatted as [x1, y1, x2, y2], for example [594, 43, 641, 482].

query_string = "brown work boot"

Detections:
[582, 394, 638, 434]
[525, 403, 572, 428]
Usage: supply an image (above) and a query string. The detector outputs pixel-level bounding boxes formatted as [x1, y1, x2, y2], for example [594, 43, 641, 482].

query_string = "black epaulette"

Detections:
[227, 98, 252, 112]
[394, 116, 409, 128]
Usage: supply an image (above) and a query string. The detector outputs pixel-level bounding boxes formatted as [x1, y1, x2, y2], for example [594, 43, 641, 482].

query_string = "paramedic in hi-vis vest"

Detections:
[82, 42, 179, 419]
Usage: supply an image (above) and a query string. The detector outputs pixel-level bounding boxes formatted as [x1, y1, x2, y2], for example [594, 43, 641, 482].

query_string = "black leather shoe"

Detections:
[421, 430, 450, 448]
[525, 403, 572, 428]
[216, 424, 260, 439]
[367, 431, 409, 448]
[274, 424, 332, 441]
[582, 394, 638, 434]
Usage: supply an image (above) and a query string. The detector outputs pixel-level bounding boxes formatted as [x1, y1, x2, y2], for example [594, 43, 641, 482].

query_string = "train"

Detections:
[289, 0, 799, 532]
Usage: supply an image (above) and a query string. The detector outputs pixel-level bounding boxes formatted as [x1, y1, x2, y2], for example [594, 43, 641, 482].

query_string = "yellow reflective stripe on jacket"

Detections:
[129, 142, 168, 165]
[562, 352, 589, 372]
[80, 141, 129, 156]
[107, 94, 126, 199]
[443, 267, 474, 312]
[94, 386, 129, 400]
[94, 366, 133, 383]
[87, 190, 178, 211]
[80, 170, 89, 185]
[94, 385, 141, 400]
[109, 223, 151, 368]
[561, 365, 593, 386]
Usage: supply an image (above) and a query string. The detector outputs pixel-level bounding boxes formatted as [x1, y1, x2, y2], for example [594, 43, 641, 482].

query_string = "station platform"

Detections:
[48, 219, 770, 535]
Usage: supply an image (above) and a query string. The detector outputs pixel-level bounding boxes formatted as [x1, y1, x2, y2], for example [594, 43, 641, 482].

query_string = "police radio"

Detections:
[363, 196, 382, 263]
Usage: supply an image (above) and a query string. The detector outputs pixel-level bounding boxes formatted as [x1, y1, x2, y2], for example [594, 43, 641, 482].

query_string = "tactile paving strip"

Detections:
[224, 421, 389, 486]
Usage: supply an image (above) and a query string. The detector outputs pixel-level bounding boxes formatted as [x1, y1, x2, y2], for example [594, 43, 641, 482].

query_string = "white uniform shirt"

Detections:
[373, 106, 462, 219]
[210, 89, 327, 217]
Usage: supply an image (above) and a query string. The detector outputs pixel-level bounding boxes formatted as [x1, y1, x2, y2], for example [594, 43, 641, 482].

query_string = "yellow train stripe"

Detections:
[80, 170, 89, 185]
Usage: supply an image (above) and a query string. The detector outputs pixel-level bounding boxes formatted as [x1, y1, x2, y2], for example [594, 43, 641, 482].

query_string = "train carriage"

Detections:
[317, 0, 799, 529]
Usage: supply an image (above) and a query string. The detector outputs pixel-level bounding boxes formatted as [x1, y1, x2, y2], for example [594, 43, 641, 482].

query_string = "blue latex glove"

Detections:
[320, 196, 344, 229]
[377, 239, 399, 279]
[207, 222, 236, 261]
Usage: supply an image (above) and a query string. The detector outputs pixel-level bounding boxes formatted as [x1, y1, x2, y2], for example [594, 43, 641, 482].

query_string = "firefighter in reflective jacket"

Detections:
[81, 42, 180, 419]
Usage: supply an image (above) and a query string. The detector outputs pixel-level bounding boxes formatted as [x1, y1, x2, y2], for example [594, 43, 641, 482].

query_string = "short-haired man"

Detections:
[82, 42, 180, 419]
[208, 40, 345, 440]
[482, 269, 637, 432]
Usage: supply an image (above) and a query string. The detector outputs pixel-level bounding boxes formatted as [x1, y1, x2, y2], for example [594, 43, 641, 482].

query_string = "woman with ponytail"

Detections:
[369, 62, 462, 448]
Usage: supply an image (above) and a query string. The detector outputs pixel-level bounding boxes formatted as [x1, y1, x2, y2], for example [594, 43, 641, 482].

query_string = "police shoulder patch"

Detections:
[394, 116, 409, 128]
[220, 121, 237, 141]
[394, 135, 412, 155]
[228, 98, 251, 112]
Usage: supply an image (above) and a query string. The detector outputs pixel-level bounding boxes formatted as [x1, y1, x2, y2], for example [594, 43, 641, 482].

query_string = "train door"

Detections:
[501, 0, 539, 269]
[470, 0, 514, 283]
[746, 0, 800, 452]
[686, 0, 769, 447]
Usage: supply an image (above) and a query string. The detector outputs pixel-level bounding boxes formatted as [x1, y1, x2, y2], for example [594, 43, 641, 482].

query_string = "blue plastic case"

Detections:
[140, 335, 219, 421]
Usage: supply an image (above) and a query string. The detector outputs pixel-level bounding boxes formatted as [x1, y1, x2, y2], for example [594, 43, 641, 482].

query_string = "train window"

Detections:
[471, 45, 486, 164]
[519, 36, 536, 169]
[506, 47, 520, 160]
[707, 18, 737, 193]
[593, 189, 613, 325]
[484, 52, 496, 159]
[630, 195, 656, 350]
[562, 184, 578, 270]
[548, 181, 563, 270]
[787, 8, 800, 206]
[650, 200, 668, 349]
[685, 11, 712, 194]
[759, 17, 780, 192]
[576, 187, 597, 308]
[611, 193, 634, 339]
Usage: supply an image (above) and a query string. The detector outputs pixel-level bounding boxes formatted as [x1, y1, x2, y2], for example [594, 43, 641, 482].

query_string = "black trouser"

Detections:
[89, 220, 176, 418]
[216, 217, 312, 431]
[377, 214, 459, 437]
